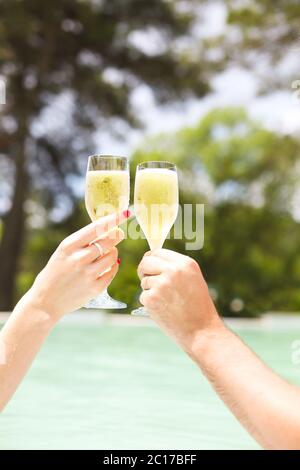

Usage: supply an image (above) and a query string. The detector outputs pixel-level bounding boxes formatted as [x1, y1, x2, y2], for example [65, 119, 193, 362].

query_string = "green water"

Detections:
[1, 318, 299, 450]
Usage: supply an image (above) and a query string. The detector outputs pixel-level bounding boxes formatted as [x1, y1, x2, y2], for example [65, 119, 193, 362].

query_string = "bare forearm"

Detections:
[0, 293, 55, 411]
[0, 216, 125, 412]
[137, 250, 300, 449]
[188, 324, 300, 450]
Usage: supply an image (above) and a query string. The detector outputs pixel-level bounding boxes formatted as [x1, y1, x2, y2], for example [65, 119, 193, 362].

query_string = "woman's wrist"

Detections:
[13, 291, 58, 332]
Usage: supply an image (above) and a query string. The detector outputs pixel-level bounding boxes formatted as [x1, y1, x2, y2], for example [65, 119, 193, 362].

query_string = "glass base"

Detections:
[84, 289, 127, 310]
[131, 306, 149, 317]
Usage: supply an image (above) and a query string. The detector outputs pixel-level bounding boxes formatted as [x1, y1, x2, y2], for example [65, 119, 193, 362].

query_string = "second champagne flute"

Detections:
[132, 161, 179, 316]
[85, 155, 130, 309]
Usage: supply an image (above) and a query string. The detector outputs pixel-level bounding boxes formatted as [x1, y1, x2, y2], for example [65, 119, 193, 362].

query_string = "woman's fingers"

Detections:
[89, 247, 119, 278]
[94, 261, 119, 294]
[62, 210, 131, 250]
[89, 210, 130, 246]
[79, 227, 124, 263]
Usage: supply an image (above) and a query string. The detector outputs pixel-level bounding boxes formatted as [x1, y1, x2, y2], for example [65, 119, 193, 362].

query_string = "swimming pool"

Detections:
[1, 313, 299, 450]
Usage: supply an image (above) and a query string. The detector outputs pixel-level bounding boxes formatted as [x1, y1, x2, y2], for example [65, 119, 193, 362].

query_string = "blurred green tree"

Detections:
[128, 108, 300, 316]
[210, 0, 300, 92]
[0, 0, 214, 309]
[19, 108, 300, 316]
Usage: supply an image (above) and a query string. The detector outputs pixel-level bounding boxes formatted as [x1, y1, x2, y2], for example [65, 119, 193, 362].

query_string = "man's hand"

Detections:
[139, 248, 300, 450]
[138, 249, 223, 352]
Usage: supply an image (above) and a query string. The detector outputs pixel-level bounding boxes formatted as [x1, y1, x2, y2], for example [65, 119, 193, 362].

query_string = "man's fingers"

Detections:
[137, 256, 170, 280]
[94, 261, 119, 294]
[139, 289, 160, 311]
[139, 290, 151, 307]
[63, 210, 131, 249]
[147, 248, 185, 262]
[141, 275, 160, 291]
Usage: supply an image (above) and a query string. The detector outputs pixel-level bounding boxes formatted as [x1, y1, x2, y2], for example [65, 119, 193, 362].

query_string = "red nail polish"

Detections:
[122, 209, 131, 219]
[117, 258, 121, 265]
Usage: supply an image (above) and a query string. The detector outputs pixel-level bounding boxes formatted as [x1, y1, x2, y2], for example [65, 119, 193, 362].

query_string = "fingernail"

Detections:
[122, 209, 131, 219]
[117, 258, 121, 265]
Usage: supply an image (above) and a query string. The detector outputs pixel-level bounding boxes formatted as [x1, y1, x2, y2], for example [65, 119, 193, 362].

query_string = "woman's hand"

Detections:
[22, 211, 129, 323]
[138, 249, 223, 351]
[0, 211, 130, 411]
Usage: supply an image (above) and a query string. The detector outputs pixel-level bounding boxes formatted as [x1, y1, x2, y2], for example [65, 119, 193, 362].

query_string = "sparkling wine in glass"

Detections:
[132, 161, 179, 316]
[85, 155, 129, 309]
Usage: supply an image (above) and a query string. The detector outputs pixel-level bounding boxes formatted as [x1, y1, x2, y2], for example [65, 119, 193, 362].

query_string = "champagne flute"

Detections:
[85, 155, 130, 309]
[132, 161, 179, 316]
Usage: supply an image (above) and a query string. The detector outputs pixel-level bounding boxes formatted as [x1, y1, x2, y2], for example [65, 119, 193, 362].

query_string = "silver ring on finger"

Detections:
[92, 241, 104, 259]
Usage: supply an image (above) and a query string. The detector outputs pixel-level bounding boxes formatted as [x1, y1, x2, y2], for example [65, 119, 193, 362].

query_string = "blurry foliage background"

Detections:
[1, 0, 300, 316]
